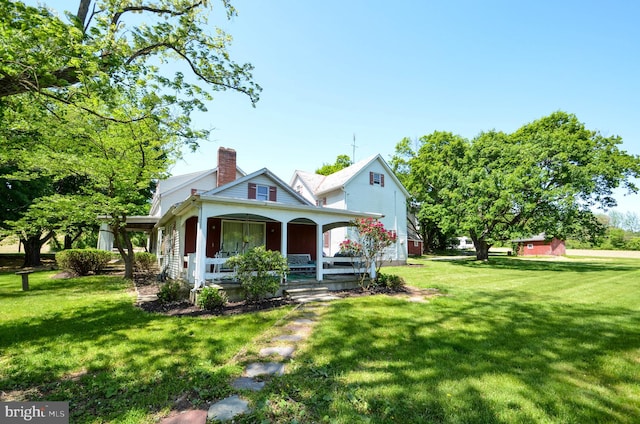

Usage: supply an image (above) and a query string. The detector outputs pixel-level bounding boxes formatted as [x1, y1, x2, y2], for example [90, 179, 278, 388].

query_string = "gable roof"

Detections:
[202, 167, 315, 206]
[157, 169, 217, 198]
[292, 154, 410, 197]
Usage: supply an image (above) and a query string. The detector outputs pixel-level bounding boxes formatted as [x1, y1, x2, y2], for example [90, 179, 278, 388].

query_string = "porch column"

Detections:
[281, 221, 288, 258]
[194, 207, 207, 288]
[316, 223, 324, 282]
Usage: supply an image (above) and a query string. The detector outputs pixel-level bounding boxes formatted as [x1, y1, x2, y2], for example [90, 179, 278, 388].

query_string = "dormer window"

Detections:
[248, 183, 277, 201]
[370, 172, 385, 187]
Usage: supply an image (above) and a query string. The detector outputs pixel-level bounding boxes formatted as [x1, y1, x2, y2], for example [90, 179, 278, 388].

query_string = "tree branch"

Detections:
[112, 2, 204, 26]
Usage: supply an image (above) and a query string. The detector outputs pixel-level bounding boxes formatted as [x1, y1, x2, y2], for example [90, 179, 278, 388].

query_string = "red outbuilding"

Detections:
[513, 234, 566, 256]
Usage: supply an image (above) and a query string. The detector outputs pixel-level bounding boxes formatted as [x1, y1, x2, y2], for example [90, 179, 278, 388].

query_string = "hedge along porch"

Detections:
[155, 168, 382, 289]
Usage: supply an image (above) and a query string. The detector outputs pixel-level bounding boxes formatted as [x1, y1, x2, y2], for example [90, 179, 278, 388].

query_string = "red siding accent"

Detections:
[184, 216, 198, 266]
[408, 239, 423, 255]
[265, 222, 281, 251]
[269, 186, 277, 202]
[287, 223, 317, 260]
[248, 182, 256, 199]
[206, 217, 222, 258]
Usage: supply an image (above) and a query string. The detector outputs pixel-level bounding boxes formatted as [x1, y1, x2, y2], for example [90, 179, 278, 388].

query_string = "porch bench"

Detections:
[287, 254, 316, 273]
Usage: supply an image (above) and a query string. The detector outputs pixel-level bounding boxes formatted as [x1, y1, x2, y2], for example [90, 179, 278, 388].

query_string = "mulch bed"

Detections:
[134, 278, 422, 318]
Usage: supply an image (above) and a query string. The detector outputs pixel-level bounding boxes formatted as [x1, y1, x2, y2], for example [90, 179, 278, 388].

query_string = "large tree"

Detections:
[391, 133, 467, 252]
[398, 112, 640, 260]
[0, 0, 260, 144]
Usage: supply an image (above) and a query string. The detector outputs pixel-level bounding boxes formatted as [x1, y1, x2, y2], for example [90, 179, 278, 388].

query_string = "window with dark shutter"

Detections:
[370, 172, 384, 186]
[248, 183, 257, 199]
[269, 186, 277, 202]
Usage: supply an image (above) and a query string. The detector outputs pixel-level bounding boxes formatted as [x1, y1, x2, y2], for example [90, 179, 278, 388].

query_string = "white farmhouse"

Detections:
[290, 155, 410, 264]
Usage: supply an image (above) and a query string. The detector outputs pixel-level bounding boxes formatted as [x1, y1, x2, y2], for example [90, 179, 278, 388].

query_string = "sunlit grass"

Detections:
[241, 257, 640, 423]
[0, 271, 292, 423]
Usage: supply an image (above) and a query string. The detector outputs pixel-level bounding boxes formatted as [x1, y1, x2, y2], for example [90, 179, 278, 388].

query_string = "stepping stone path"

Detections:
[158, 296, 332, 423]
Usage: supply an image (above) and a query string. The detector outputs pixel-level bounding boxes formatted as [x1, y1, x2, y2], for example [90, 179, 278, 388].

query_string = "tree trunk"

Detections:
[20, 231, 54, 267]
[64, 235, 73, 250]
[113, 224, 135, 279]
[22, 236, 43, 267]
[473, 239, 491, 261]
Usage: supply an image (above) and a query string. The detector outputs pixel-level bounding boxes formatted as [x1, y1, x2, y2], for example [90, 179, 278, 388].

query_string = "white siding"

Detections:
[333, 160, 408, 262]
[291, 175, 316, 203]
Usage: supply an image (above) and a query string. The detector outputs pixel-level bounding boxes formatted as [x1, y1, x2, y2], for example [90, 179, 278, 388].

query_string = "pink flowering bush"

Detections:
[340, 218, 397, 288]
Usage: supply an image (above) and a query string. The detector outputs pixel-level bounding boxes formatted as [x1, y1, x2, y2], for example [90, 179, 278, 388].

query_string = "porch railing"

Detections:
[186, 254, 370, 287]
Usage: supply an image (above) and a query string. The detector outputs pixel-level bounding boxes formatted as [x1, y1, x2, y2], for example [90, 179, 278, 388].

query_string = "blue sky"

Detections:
[32, 1, 640, 214]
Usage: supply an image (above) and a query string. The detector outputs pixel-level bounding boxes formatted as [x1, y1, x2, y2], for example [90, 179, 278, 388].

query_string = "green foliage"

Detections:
[392, 112, 640, 260]
[134, 252, 157, 272]
[626, 238, 640, 251]
[376, 272, 406, 290]
[342, 218, 397, 289]
[55, 248, 112, 275]
[0, 0, 260, 134]
[197, 286, 228, 310]
[226, 246, 288, 301]
[157, 280, 183, 303]
[315, 154, 352, 175]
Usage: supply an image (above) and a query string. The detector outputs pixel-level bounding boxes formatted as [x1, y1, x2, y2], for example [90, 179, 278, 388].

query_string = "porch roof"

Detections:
[156, 193, 382, 227]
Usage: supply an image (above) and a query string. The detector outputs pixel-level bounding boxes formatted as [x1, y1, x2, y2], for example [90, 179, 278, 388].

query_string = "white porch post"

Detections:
[281, 221, 288, 258]
[281, 221, 288, 284]
[194, 206, 206, 288]
[316, 223, 324, 282]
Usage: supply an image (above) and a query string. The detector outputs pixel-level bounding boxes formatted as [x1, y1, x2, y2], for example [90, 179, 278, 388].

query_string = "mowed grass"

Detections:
[0, 271, 292, 423]
[240, 257, 640, 423]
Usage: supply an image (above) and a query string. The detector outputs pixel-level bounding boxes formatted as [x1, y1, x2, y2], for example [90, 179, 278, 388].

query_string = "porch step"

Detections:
[283, 286, 334, 302]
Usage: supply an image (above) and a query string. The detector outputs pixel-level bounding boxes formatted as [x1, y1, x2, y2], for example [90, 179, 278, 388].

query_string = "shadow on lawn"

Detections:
[449, 256, 640, 272]
[0, 275, 277, 423]
[246, 293, 640, 423]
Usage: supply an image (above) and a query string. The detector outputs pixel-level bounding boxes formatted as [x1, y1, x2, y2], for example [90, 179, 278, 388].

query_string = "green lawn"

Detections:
[0, 272, 292, 423]
[240, 257, 640, 423]
[2, 257, 639, 423]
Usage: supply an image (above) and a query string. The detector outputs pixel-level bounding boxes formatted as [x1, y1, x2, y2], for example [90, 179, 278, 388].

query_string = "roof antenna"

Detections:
[351, 133, 358, 164]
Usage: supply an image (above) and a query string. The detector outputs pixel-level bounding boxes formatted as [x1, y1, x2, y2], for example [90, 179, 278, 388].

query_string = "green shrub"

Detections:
[626, 237, 640, 251]
[226, 246, 288, 301]
[56, 249, 112, 276]
[134, 252, 157, 272]
[377, 272, 406, 291]
[157, 281, 182, 303]
[197, 286, 228, 310]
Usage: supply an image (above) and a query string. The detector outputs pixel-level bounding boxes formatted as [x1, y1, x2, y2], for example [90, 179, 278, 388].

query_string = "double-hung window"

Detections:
[256, 184, 269, 200]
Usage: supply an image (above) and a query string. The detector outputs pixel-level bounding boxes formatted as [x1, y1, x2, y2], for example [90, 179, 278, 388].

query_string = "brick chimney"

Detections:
[217, 147, 237, 187]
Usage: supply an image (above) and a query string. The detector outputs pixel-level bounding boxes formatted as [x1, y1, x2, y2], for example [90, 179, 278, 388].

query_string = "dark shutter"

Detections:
[248, 182, 256, 199]
[269, 186, 277, 201]
[369, 171, 374, 185]
[381, 174, 385, 187]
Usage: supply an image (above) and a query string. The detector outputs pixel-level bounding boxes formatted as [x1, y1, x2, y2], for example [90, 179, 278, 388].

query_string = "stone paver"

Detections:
[231, 377, 265, 391]
[292, 318, 315, 324]
[259, 345, 295, 358]
[273, 334, 304, 342]
[207, 395, 250, 422]
[244, 362, 285, 378]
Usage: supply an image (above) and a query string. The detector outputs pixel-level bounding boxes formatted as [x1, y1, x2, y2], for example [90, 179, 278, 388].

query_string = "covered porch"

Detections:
[156, 194, 380, 289]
